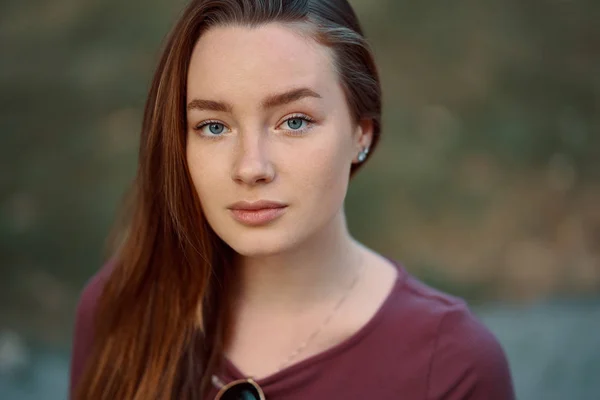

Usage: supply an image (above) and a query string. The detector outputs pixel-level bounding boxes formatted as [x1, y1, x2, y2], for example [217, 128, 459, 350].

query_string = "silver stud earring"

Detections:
[357, 147, 370, 163]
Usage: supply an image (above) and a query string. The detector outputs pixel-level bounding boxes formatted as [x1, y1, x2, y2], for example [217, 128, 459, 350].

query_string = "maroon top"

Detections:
[70, 262, 515, 399]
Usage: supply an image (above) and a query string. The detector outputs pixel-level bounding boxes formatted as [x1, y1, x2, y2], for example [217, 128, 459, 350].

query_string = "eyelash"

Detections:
[194, 119, 227, 140]
[282, 114, 315, 135]
[193, 114, 315, 138]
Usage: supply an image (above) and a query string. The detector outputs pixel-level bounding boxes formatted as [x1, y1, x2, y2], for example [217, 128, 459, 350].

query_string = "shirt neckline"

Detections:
[222, 259, 407, 387]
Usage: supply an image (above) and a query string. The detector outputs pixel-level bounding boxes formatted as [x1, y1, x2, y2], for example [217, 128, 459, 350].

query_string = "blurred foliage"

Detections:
[1, 0, 599, 344]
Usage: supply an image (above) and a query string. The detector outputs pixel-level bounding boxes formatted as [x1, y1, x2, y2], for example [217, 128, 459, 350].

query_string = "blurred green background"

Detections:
[1, 0, 599, 398]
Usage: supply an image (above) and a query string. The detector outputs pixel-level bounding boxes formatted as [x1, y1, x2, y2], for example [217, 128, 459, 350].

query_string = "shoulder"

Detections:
[383, 266, 474, 339]
[69, 260, 115, 397]
[76, 260, 114, 310]
[387, 266, 515, 399]
[425, 305, 515, 399]
[72, 260, 115, 337]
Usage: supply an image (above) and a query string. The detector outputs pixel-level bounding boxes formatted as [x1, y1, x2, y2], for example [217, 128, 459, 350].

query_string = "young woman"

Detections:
[69, 0, 515, 399]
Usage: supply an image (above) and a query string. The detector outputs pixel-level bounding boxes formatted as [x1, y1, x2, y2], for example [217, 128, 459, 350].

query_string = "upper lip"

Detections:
[228, 200, 288, 211]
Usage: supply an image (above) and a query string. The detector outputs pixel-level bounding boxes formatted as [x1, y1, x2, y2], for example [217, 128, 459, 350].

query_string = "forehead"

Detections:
[187, 23, 338, 100]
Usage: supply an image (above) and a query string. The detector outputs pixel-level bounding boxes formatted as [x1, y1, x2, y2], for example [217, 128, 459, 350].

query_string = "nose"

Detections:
[231, 130, 275, 186]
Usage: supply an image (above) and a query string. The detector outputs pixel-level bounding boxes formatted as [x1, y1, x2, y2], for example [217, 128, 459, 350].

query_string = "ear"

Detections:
[352, 118, 374, 164]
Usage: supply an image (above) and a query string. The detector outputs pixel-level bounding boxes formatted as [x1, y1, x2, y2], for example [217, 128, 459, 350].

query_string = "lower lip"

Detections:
[229, 207, 287, 226]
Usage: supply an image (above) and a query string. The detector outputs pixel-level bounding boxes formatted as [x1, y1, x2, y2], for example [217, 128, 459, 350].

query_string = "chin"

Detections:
[218, 225, 303, 258]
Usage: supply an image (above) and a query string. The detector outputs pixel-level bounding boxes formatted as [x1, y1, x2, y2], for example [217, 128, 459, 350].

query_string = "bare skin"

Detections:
[186, 23, 397, 379]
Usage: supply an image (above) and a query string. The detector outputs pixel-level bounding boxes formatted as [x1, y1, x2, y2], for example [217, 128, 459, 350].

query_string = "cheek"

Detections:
[186, 142, 223, 206]
[293, 132, 352, 207]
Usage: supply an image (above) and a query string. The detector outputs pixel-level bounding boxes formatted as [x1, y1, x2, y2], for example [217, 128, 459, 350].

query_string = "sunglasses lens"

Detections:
[220, 381, 261, 400]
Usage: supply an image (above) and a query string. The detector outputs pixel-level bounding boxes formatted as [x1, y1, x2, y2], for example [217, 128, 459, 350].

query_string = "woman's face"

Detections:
[186, 23, 371, 257]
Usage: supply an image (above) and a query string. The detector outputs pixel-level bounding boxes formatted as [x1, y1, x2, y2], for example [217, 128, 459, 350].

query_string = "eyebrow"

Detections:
[186, 87, 322, 113]
[262, 87, 322, 109]
[186, 99, 232, 113]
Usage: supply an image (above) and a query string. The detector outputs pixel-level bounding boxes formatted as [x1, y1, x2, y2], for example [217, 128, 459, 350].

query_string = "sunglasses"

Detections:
[213, 375, 266, 400]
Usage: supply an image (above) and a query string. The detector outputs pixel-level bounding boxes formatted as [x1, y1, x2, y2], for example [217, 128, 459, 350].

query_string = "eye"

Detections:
[286, 118, 307, 130]
[194, 120, 229, 137]
[279, 114, 315, 135]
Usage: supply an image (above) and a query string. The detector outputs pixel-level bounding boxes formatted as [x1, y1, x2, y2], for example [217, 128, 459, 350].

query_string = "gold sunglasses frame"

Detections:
[213, 376, 266, 400]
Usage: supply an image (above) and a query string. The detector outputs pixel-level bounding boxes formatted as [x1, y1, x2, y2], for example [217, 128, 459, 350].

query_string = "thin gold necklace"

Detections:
[276, 256, 365, 371]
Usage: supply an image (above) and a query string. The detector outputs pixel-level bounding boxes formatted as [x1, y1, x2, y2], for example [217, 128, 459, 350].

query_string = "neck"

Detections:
[232, 211, 363, 312]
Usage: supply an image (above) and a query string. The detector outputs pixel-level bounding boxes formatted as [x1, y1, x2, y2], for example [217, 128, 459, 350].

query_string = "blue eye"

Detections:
[195, 121, 228, 137]
[286, 118, 306, 130]
[280, 114, 314, 134]
[206, 123, 225, 135]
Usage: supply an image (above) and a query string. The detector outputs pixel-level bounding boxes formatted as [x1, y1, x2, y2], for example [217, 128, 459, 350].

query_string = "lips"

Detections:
[227, 200, 288, 226]
[228, 200, 287, 211]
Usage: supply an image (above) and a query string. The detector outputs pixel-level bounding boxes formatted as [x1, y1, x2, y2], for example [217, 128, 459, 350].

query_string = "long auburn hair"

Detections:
[74, 0, 381, 399]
